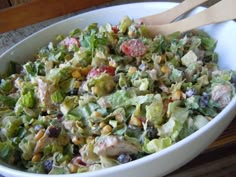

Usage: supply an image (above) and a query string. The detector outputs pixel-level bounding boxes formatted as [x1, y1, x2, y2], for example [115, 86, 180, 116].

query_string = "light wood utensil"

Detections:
[137, 0, 208, 25]
[146, 0, 236, 37]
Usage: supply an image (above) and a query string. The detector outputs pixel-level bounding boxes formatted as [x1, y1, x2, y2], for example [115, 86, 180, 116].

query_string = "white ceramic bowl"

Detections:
[1, 2, 236, 177]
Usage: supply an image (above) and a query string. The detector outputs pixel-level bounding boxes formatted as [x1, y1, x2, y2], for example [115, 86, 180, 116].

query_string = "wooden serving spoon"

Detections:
[137, 0, 208, 25]
[146, 0, 236, 37]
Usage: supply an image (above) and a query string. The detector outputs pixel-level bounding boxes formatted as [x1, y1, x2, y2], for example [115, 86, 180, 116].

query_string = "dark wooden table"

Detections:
[1, 0, 236, 176]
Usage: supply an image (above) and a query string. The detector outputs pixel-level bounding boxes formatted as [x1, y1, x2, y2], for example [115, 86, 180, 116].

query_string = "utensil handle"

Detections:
[147, 0, 236, 36]
[138, 0, 208, 25]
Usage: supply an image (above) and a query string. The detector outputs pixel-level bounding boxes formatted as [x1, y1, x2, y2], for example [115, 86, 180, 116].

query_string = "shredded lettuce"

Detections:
[143, 137, 172, 153]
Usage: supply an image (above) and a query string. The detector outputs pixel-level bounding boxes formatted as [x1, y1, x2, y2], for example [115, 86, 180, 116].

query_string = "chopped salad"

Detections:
[0, 16, 235, 174]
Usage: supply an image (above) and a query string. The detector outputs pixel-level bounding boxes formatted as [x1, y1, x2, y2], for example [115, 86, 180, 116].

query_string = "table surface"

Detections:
[1, 0, 236, 177]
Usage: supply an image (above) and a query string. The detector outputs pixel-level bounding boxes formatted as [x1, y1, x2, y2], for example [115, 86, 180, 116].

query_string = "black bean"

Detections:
[114, 75, 120, 82]
[40, 111, 48, 116]
[57, 112, 63, 121]
[146, 126, 158, 139]
[130, 152, 149, 160]
[126, 125, 143, 138]
[73, 145, 80, 156]
[46, 126, 61, 138]
[117, 153, 132, 164]
[185, 88, 196, 97]
[43, 160, 53, 174]
[200, 92, 209, 108]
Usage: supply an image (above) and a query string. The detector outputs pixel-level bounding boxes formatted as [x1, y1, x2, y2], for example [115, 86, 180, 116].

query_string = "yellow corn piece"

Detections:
[109, 60, 118, 68]
[72, 70, 82, 79]
[74, 81, 81, 88]
[128, 66, 137, 74]
[172, 90, 183, 100]
[161, 65, 171, 74]
[158, 54, 167, 63]
[101, 125, 112, 135]
[68, 163, 78, 173]
[86, 136, 95, 144]
[32, 153, 41, 163]
[91, 111, 102, 118]
[80, 66, 92, 76]
[129, 116, 142, 127]
[99, 121, 106, 128]
[91, 86, 99, 95]
[34, 129, 45, 141]
[72, 137, 85, 145]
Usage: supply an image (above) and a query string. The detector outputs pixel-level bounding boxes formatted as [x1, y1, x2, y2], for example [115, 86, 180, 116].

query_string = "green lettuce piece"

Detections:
[135, 94, 156, 105]
[27, 163, 45, 173]
[68, 102, 99, 120]
[23, 62, 37, 76]
[118, 73, 129, 88]
[158, 118, 183, 141]
[145, 94, 163, 125]
[201, 35, 217, 51]
[181, 50, 198, 67]
[0, 141, 16, 163]
[49, 165, 70, 174]
[20, 91, 36, 108]
[170, 35, 187, 54]
[100, 156, 118, 168]
[70, 49, 92, 67]
[190, 36, 201, 50]
[132, 78, 149, 91]
[143, 137, 172, 153]
[0, 95, 17, 108]
[19, 134, 36, 160]
[88, 73, 116, 97]
[113, 123, 127, 136]
[197, 75, 209, 86]
[169, 68, 183, 83]
[1, 116, 22, 138]
[98, 89, 135, 108]
[60, 96, 79, 115]
[185, 96, 200, 109]
[212, 70, 233, 84]
[51, 90, 64, 104]
[47, 66, 73, 84]
[160, 101, 189, 141]
[80, 140, 99, 164]
[119, 16, 132, 33]
[167, 101, 189, 124]
[193, 115, 209, 129]
[98, 89, 156, 109]
[60, 78, 76, 93]
[23, 60, 46, 77]
[178, 120, 197, 140]
[0, 79, 13, 93]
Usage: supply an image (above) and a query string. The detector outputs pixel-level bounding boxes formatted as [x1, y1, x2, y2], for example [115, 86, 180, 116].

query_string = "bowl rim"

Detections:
[0, 1, 236, 177]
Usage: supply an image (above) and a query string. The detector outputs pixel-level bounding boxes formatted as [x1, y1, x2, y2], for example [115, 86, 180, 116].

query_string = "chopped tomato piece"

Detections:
[87, 65, 116, 79]
[120, 39, 147, 57]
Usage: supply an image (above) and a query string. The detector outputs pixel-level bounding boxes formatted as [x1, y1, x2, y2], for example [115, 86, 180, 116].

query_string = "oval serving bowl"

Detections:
[0, 2, 236, 177]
